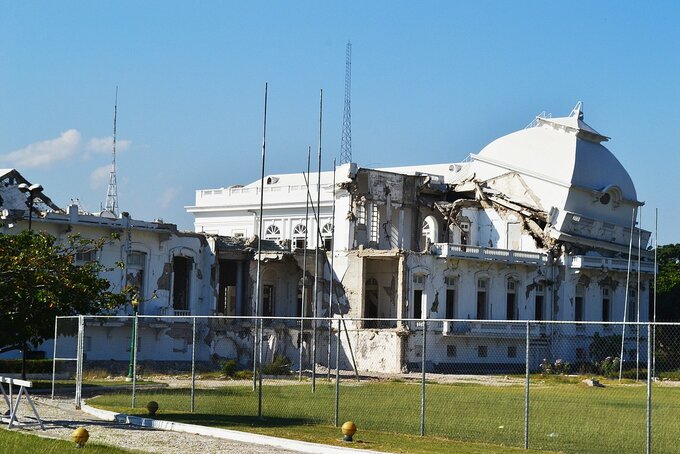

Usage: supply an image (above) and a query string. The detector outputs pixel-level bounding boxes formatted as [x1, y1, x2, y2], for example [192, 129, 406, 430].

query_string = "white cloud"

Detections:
[0, 130, 133, 169]
[89, 165, 111, 189]
[86, 136, 131, 154]
[0, 129, 82, 168]
[159, 187, 181, 209]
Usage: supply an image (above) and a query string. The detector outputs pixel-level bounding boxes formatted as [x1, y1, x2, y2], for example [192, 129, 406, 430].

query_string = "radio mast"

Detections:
[104, 87, 119, 217]
[339, 41, 352, 164]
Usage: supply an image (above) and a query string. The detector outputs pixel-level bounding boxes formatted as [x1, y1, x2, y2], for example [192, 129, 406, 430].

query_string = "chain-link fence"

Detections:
[53, 316, 680, 453]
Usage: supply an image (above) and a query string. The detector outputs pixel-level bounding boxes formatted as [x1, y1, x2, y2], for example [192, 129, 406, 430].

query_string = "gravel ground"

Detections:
[7, 396, 302, 454]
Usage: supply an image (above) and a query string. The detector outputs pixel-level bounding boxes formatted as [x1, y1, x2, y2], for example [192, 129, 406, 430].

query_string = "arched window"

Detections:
[421, 216, 438, 250]
[322, 222, 333, 250]
[265, 224, 281, 240]
[293, 224, 306, 249]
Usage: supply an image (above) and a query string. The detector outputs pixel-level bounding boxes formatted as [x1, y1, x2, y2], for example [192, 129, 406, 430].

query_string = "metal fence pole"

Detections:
[646, 323, 652, 454]
[191, 317, 197, 413]
[258, 315, 263, 419]
[524, 320, 530, 450]
[51, 317, 58, 400]
[421, 320, 426, 437]
[131, 314, 139, 409]
[334, 318, 341, 427]
[75, 315, 84, 409]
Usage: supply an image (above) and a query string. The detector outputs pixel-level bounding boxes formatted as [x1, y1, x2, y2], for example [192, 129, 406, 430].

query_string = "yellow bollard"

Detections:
[341, 421, 357, 442]
[72, 427, 89, 448]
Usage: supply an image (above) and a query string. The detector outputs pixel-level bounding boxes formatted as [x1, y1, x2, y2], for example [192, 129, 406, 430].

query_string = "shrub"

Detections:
[597, 356, 621, 378]
[233, 370, 253, 380]
[262, 354, 291, 376]
[220, 359, 238, 378]
[539, 358, 571, 375]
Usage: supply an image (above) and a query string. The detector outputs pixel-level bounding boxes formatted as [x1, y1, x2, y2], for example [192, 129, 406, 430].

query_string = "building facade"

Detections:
[188, 104, 654, 373]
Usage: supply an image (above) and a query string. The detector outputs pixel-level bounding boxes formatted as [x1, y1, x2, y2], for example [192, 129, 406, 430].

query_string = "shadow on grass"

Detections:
[147, 412, 311, 429]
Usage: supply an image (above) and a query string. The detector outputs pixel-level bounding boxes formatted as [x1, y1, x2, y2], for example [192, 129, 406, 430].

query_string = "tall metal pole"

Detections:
[254, 84, 268, 420]
[334, 317, 341, 427]
[327, 159, 337, 380]
[75, 315, 84, 409]
[646, 322, 652, 454]
[524, 320, 531, 449]
[51, 317, 58, 400]
[190, 317, 196, 413]
[131, 314, 139, 408]
[312, 89, 322, 392]
[299, 146, 311, 381]
[420, 320, 426, 437]
[653, 208, 658, 377]
[619, 207, 636, 381]
[636, 207, 642, 381]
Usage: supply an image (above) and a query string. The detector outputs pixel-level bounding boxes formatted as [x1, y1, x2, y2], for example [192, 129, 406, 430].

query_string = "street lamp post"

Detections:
[127, 291, 157, 381]
[126, 295, 139, 381]
[17, 182, 42, 380]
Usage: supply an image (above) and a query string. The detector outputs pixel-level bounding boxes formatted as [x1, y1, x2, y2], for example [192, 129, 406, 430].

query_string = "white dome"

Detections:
[471, 106, 637, 213]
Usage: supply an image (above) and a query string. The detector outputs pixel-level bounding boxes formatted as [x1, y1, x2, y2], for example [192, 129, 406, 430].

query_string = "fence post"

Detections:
[191, 316, 197, 413]
[421, 319, 427, 437]
[131, 314, 139, 409]
[646, 322, 652, 454]
[51, 317, 58, 400]
[334, 318, 341, 427]
[75, 315, 84, 409]
[524, 320, 530, 449]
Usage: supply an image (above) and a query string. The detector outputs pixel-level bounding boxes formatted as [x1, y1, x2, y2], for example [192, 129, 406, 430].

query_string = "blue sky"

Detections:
[1, 2, 679, 243]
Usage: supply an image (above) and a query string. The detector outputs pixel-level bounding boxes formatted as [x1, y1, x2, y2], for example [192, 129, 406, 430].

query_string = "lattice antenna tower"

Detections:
[339, 41, 352, 164]
[104, 87, 119, 216]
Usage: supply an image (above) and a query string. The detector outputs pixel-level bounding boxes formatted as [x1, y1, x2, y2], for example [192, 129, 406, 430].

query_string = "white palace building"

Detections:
[1, 104, 653, 373]
[186, 103, 654, 373]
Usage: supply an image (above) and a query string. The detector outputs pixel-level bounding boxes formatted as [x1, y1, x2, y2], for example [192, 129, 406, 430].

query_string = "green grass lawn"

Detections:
[88, 378, 680, 454]
[0, 427, 138, 453]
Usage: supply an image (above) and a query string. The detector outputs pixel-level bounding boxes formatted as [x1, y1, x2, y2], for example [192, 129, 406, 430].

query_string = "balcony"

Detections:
[568, 256, 655, 274]
[435, 243, 547, 265]
[441, 320, 546, 338]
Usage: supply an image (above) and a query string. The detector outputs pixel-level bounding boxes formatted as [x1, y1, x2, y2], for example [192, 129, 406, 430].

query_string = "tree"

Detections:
[0, 230, 128, 377]
[655, 243, 680, 321]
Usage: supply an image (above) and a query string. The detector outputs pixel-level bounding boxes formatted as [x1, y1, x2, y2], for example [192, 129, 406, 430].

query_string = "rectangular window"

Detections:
[602, 288, 611, 322]
[535, 284, 545, 321]
[575, 284, 585, 322]
[506, 279, 517, 320]
[445, 276, 456, 319]
[172, 256, 192, 311]
[446, 289, 456, 319]
[507, 346, 517, 358]
[370, 204, 379, 243]
[263, 285, 275, 317]
[75, 250, 96, 264]
[627, 288, 637, 322]
[413, 289, 423, 319]
[447, 345, 457, 357]
[357, 205, 366, 225]
[477, 279, 488, 320]
[477, 345, 488, 358]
